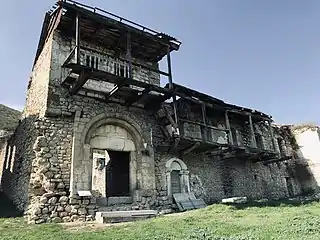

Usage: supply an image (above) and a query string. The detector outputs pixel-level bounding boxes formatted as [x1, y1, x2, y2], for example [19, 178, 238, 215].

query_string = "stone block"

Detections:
[221, 197, 247, 204]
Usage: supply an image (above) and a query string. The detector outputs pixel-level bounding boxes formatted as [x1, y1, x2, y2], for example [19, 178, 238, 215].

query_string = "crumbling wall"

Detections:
[291, 125, 320, 192]
[24, 37, 53, 118]
[2, 34, 55, 211]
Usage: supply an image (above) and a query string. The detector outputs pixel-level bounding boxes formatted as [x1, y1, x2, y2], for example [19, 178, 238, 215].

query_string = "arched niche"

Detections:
[165, 158, 190, 196]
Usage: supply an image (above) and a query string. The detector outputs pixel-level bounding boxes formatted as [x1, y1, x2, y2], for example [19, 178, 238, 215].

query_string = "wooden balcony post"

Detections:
[201, 103, 208, 141]
[248, 114, 257, 148]
[126, 31, 132, 79]
[225, 111, 233, 145]
[167, 46, 178, 132]
[75, 13, 80, 64]
[167, 46, 173, 89]
[268, 120, 276, 151]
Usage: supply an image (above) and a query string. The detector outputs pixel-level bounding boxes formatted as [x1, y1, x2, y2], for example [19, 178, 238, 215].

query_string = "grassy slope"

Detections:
[0, 104, 21, 131]
[1, 201, 320, 240]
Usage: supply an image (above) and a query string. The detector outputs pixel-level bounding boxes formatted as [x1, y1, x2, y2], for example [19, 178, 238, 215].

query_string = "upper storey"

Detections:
[33, 0, 181, 67]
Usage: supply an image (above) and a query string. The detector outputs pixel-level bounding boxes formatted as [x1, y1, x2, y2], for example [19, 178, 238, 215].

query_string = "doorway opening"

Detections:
[171, 170, 181, 194]
[106, 151, 130, 197]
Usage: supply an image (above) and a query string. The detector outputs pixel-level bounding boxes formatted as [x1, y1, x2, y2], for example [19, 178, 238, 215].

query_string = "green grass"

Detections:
[0, 104, 21, 132]
[1, 201, 320, 240]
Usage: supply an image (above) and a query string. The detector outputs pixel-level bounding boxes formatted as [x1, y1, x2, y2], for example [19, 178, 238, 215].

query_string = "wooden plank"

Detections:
[248, 115, 257, 148]
[181, 142, 200, 155]
[191, 199, 206, 209]
[268, 120, 276, 151]
[105, 78, 127, 100]
[161, 105, 178, 132]
[62, 46, 76, 66]
[69, 70, 91, 95]
[225, 111, 233, 145]
[75, 13, 80, 64]
[126, 86, 152, 106]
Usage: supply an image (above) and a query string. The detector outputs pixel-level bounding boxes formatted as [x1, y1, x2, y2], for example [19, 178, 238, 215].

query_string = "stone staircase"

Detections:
[96, 202, 159, 223]
[95, 209, 158, 223]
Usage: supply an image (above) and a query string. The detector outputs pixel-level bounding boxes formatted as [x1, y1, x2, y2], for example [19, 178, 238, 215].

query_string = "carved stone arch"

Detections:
[70, 112, 156, 202]
[165, 158, 190, 196]
[82, 112, 146, 150]
[165, 158, 188, 171]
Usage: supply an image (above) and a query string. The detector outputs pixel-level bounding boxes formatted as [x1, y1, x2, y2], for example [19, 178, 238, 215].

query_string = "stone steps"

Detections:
[95, 210, 158, 223]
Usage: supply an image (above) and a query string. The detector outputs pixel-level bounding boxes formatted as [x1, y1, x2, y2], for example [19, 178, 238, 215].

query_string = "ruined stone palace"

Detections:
[0, 0, 319, 223]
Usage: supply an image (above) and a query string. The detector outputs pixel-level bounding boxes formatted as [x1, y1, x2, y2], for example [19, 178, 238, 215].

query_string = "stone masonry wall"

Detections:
[24, 37, 53, 118]
[7, 26, 317, 225]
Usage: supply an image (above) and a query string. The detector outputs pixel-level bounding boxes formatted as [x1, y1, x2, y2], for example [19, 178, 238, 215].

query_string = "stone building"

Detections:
[0, 0, 318, 223]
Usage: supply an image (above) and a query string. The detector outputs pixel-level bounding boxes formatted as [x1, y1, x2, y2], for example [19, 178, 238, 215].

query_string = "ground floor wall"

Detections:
[1, 100, 319, 224]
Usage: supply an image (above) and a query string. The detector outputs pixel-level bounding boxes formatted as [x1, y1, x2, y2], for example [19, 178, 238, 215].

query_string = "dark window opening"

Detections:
[231, 128, 238, 146]
[106, 151, 130, 197]
[255, 133, 264, 149]
[86, 56, 90, 67]
[171, 170, 181, 194]
[95, 57, 99, 69]
[254, 174, 257, 180]
[90, 56, 95, 68]
[119, 65, 125, 77]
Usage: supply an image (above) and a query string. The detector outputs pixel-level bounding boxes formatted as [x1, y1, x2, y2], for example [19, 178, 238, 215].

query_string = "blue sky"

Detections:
[0, 0, 319, 124]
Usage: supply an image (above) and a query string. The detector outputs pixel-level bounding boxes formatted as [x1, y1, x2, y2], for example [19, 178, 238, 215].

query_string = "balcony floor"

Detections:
[61, 63, 173, 110]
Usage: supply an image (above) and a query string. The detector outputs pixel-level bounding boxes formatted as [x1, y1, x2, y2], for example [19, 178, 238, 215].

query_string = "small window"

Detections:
[231, 128, 238, 146]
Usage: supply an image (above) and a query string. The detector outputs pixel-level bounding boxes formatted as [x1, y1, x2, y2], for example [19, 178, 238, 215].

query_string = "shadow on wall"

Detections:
[279, 126, 319, 196]
[224, 198, 319, 210]
[0, 114, 57, 213]
[0, 192, 22, 218]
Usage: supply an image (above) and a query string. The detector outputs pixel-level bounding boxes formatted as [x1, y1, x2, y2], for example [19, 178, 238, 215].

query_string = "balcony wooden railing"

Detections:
[178, 118, 230, 146]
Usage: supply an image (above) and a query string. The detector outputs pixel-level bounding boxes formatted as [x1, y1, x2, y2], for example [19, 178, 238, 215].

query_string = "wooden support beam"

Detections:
[62, 46, 77, 66]
[201, 103, 208, 141]
[248, 114, 257, 148]
[69, 70, 91, 95]
[105, 78, 127, 100]
[162, 105, 178, 130]
[268, 120, 276, 151]
[126, 86, 152, 106]
[182, 142, 201, 155]
[75, 13, 80, 64]
[263, 155, 293, 165]
[167, 46, 173, 89]
[144, 92, 172, 110]
[45, 5, 63, 43]
[126, 31, 133, 79]
[225, 111, 233, 145]
[167, 46, 179, 132]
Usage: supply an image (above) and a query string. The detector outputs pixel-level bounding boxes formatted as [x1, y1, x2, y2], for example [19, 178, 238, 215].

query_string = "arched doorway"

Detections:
[70, 113, 156, 205]
[166, 158, 190, 196]
[90, 124, 137, 200]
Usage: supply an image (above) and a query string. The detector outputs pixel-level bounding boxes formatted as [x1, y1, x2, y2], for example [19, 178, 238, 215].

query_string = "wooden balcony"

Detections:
[61, 48, 174, 109]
